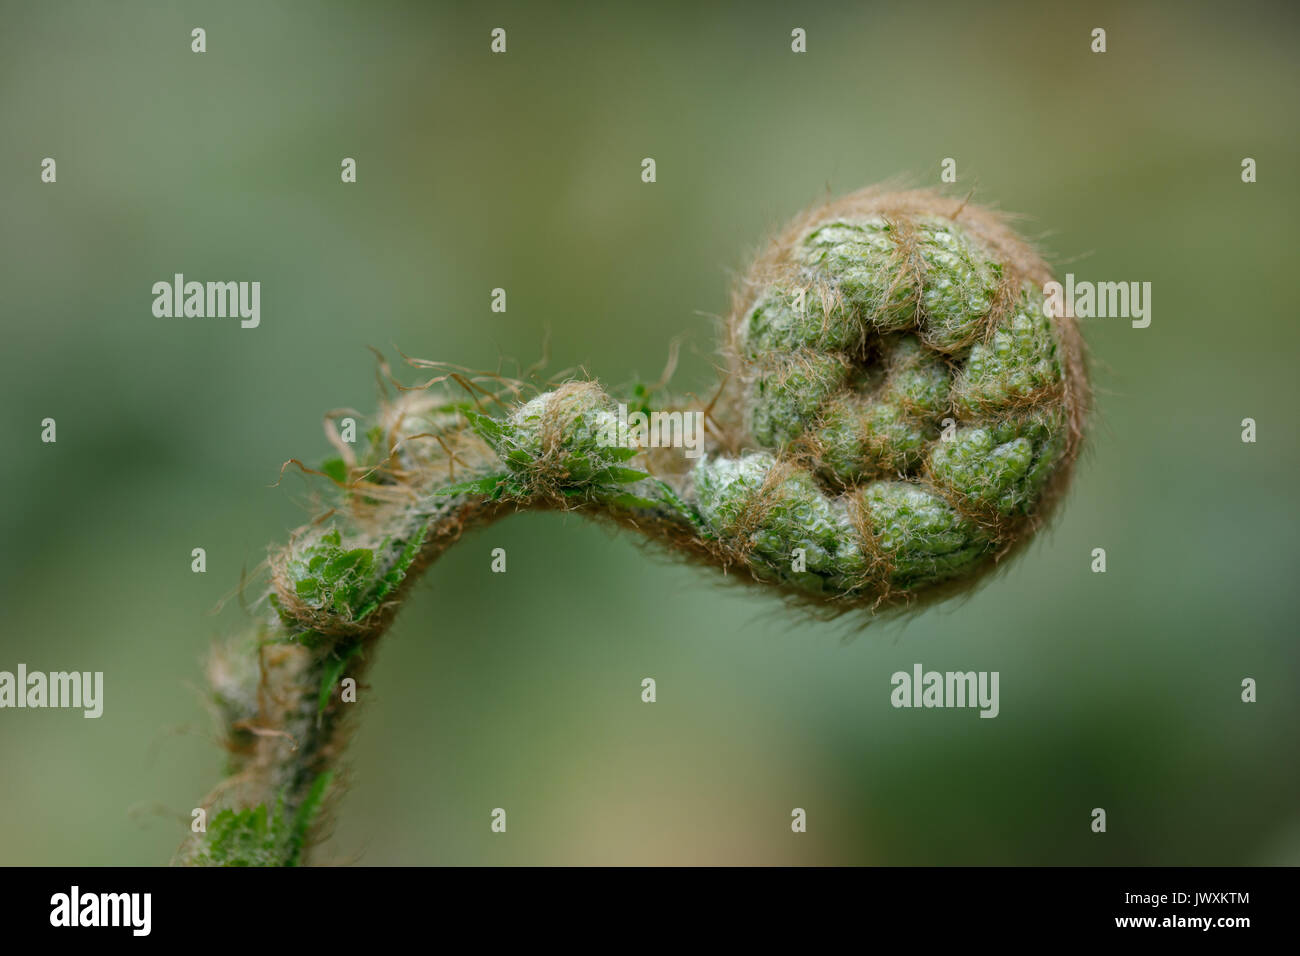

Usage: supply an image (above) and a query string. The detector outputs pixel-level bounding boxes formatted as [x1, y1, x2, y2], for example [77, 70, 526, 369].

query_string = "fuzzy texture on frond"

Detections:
[175, 186, 1088, 866]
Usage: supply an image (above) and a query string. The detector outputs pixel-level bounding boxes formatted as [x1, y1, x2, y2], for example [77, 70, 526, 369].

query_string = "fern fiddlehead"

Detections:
[176, 186, 1088, 865]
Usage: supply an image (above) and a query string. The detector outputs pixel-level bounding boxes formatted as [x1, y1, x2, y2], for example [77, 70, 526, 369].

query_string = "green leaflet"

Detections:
[285, 771, 334, 867]
[319, 457, 348, 484]
[196, 772, 334, 867]
[277, 526, 429, 631]
[434, 473, 508, 497]
[588, 465, 651, 485]
[317, 643, 364, 717]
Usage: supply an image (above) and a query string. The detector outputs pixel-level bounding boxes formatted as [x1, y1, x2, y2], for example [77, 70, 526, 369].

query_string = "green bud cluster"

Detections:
[699, 196, 1085, 602]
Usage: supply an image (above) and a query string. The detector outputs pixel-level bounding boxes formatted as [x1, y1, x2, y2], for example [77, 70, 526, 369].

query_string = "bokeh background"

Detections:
[1, 0, 1296, 865]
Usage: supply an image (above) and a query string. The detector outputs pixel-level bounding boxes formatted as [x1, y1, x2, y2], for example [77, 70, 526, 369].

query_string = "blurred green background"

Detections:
[1, 0, 1296, 865]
